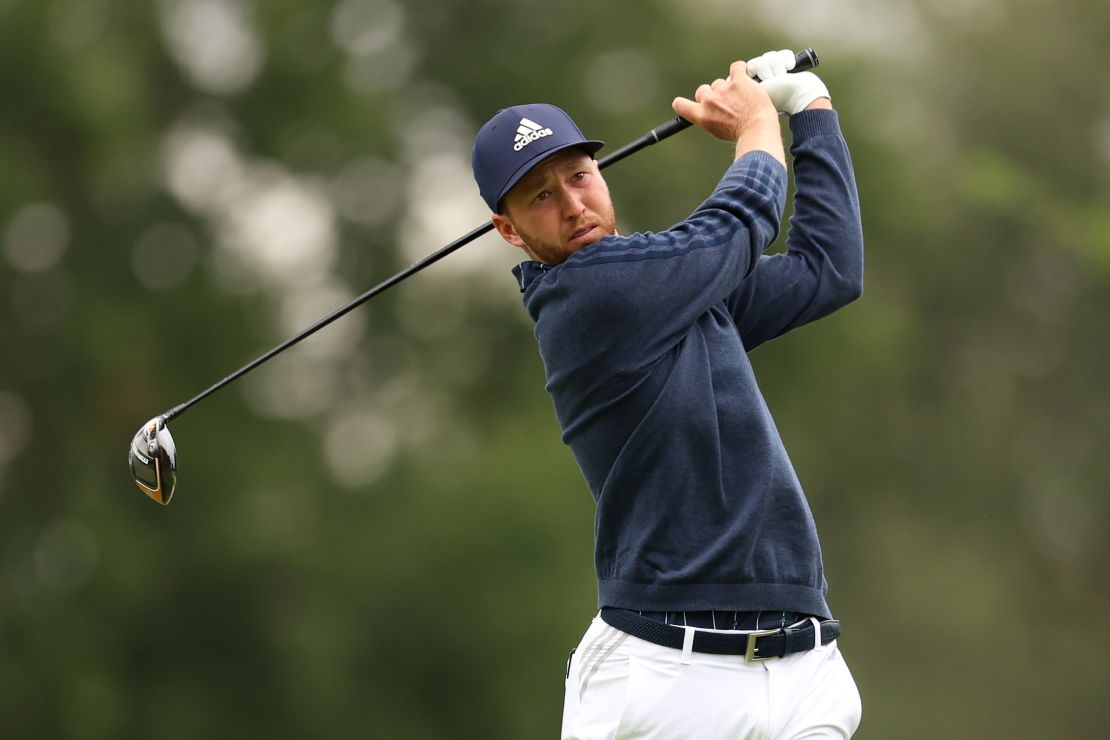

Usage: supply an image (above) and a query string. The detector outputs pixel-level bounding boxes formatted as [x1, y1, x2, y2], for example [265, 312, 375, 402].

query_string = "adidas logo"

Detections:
[513, 117, 554, 151]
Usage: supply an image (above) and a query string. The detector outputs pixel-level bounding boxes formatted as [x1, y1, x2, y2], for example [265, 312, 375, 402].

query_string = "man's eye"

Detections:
[535, 191, 550, 202]
[572, 172, 587, 181]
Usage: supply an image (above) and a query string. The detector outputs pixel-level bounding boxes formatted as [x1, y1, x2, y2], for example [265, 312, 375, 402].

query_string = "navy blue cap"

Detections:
[472, 103, 604, 212]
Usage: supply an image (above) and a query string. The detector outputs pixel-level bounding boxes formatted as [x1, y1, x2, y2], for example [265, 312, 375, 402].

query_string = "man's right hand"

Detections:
[672, 60, 785, 166]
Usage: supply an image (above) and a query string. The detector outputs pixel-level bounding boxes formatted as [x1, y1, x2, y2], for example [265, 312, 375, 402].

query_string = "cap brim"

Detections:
[495, 139, 605, 210]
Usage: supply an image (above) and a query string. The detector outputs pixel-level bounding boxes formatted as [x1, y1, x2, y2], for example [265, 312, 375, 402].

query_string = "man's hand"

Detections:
[672, 60, 785, 165]
[746, 49, 831, 116]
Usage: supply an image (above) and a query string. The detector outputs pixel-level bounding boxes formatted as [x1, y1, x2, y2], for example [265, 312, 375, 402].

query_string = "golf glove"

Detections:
[746, 49, 830, 116]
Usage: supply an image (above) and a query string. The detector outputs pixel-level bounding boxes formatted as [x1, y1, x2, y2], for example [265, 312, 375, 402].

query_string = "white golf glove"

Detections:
[746, 49, 830, 116]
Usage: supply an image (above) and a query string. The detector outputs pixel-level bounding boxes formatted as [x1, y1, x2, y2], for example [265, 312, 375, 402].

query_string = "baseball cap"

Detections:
[472, 103, 604, 212]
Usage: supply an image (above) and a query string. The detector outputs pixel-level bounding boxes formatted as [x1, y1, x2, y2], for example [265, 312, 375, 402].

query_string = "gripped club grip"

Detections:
[596, 48, 820, 171]
[649, 48, 820, 143]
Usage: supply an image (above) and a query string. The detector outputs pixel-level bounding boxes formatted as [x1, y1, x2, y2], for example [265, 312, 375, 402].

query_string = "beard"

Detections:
[514, 202, 618, 266]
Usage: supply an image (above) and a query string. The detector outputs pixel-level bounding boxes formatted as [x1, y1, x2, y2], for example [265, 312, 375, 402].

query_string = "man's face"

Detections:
[491, 148, 617, 265]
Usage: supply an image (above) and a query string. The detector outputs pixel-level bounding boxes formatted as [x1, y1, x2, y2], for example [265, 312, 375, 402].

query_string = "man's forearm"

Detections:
[785, 109, 863, 301]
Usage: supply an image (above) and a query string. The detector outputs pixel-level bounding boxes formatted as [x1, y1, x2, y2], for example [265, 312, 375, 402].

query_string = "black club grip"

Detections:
[596, 48, 820, 171]
[794, 47, 819, 73]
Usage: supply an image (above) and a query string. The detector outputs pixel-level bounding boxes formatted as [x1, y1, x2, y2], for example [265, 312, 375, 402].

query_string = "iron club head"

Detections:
[129, 416, 177, 505]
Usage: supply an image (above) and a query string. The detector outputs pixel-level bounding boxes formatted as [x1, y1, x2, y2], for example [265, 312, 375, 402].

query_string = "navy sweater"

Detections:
[511, 110, 863, 618]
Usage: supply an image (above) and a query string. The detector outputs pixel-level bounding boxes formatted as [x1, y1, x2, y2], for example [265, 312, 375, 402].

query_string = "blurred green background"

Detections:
[2, 0, 1108, 737]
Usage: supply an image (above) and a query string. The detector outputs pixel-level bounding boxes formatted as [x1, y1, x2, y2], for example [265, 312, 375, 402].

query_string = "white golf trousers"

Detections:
[562, 614, 862, 740]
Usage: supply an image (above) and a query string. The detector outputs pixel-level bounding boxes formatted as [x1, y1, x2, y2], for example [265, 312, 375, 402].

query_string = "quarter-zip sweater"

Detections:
[512, 110, 863, 618]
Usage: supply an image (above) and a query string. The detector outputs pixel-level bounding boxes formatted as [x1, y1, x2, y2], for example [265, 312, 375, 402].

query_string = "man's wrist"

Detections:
[734, 114, 786, 166]
[736, 108, 781, 138]
[801, 97, 833, 112]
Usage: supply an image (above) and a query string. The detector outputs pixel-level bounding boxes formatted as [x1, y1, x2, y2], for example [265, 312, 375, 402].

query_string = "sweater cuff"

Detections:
[788, 108, 841, 139]
[734, 149, 788, 196]
[736, 149, 788, 178]
[731, 149, 788, 213]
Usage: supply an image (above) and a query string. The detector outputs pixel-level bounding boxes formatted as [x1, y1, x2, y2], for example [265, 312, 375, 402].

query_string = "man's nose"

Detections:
[560, 189, 586, 217]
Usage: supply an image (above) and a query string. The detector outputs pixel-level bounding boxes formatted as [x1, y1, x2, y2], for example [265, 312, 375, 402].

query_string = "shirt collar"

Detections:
[510, 260, 552, 293]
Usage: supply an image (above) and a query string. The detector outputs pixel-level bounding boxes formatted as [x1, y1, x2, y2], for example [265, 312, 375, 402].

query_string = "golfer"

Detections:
[472, 49, 863, 739]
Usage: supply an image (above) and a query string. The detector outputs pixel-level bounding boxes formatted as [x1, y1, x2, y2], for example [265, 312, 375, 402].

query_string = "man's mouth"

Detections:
[569, 225, 598, 243]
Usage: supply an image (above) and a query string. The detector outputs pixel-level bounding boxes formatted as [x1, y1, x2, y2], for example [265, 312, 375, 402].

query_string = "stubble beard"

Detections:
[516, 203, 618, 266]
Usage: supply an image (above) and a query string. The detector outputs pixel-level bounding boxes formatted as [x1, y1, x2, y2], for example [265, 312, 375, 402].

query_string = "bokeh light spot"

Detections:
[3, 202, 70, 273]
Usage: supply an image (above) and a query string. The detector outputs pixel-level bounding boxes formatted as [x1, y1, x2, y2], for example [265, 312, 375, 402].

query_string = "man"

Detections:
[471, 50, 863, 739]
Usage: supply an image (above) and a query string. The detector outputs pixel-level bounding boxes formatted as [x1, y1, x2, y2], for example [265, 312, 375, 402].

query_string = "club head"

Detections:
[129, 416, 177, 505]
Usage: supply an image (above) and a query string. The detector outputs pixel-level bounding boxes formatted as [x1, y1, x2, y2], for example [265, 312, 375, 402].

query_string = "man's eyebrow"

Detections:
[516, 172, 549, 194]
[518, 167, 559, 192]
[525, 159, 587, 186]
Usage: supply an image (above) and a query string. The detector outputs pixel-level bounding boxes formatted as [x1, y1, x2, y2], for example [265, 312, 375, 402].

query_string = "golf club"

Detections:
[129, 48, 820, 505]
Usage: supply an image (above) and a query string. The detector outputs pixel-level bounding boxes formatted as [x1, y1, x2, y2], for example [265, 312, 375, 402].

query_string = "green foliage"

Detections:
[1, 1, 1108, 737]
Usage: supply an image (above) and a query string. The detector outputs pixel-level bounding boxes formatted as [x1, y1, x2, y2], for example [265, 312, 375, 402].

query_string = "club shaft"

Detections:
[162, 48, 819, 423]
[163, 221, 494, 421]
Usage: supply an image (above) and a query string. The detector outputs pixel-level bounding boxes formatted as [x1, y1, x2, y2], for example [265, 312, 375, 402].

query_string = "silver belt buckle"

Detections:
[744, 628, 783, 662]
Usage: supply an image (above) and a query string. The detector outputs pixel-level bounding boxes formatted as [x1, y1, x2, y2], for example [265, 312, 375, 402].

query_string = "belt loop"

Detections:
[809, 617, 822, 650]
[681, 626, 695, 664]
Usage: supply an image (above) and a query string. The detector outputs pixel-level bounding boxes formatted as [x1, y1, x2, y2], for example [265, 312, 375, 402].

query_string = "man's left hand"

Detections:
[746, 49, 831, 116]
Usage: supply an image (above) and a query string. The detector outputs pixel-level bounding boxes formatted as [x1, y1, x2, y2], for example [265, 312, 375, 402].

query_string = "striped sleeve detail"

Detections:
[564, 151, 787, 270]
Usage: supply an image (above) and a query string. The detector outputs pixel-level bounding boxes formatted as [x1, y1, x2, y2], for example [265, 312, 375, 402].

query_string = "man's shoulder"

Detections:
[560, 232, 668, 270]
[521, 238, 650, 316]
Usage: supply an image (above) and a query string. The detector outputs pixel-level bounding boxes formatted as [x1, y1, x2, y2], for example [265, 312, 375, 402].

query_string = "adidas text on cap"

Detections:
[472, 103, 604, 212]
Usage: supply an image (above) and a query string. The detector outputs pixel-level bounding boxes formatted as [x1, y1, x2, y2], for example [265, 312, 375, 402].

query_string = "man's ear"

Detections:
[492, 212, 527, 250]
